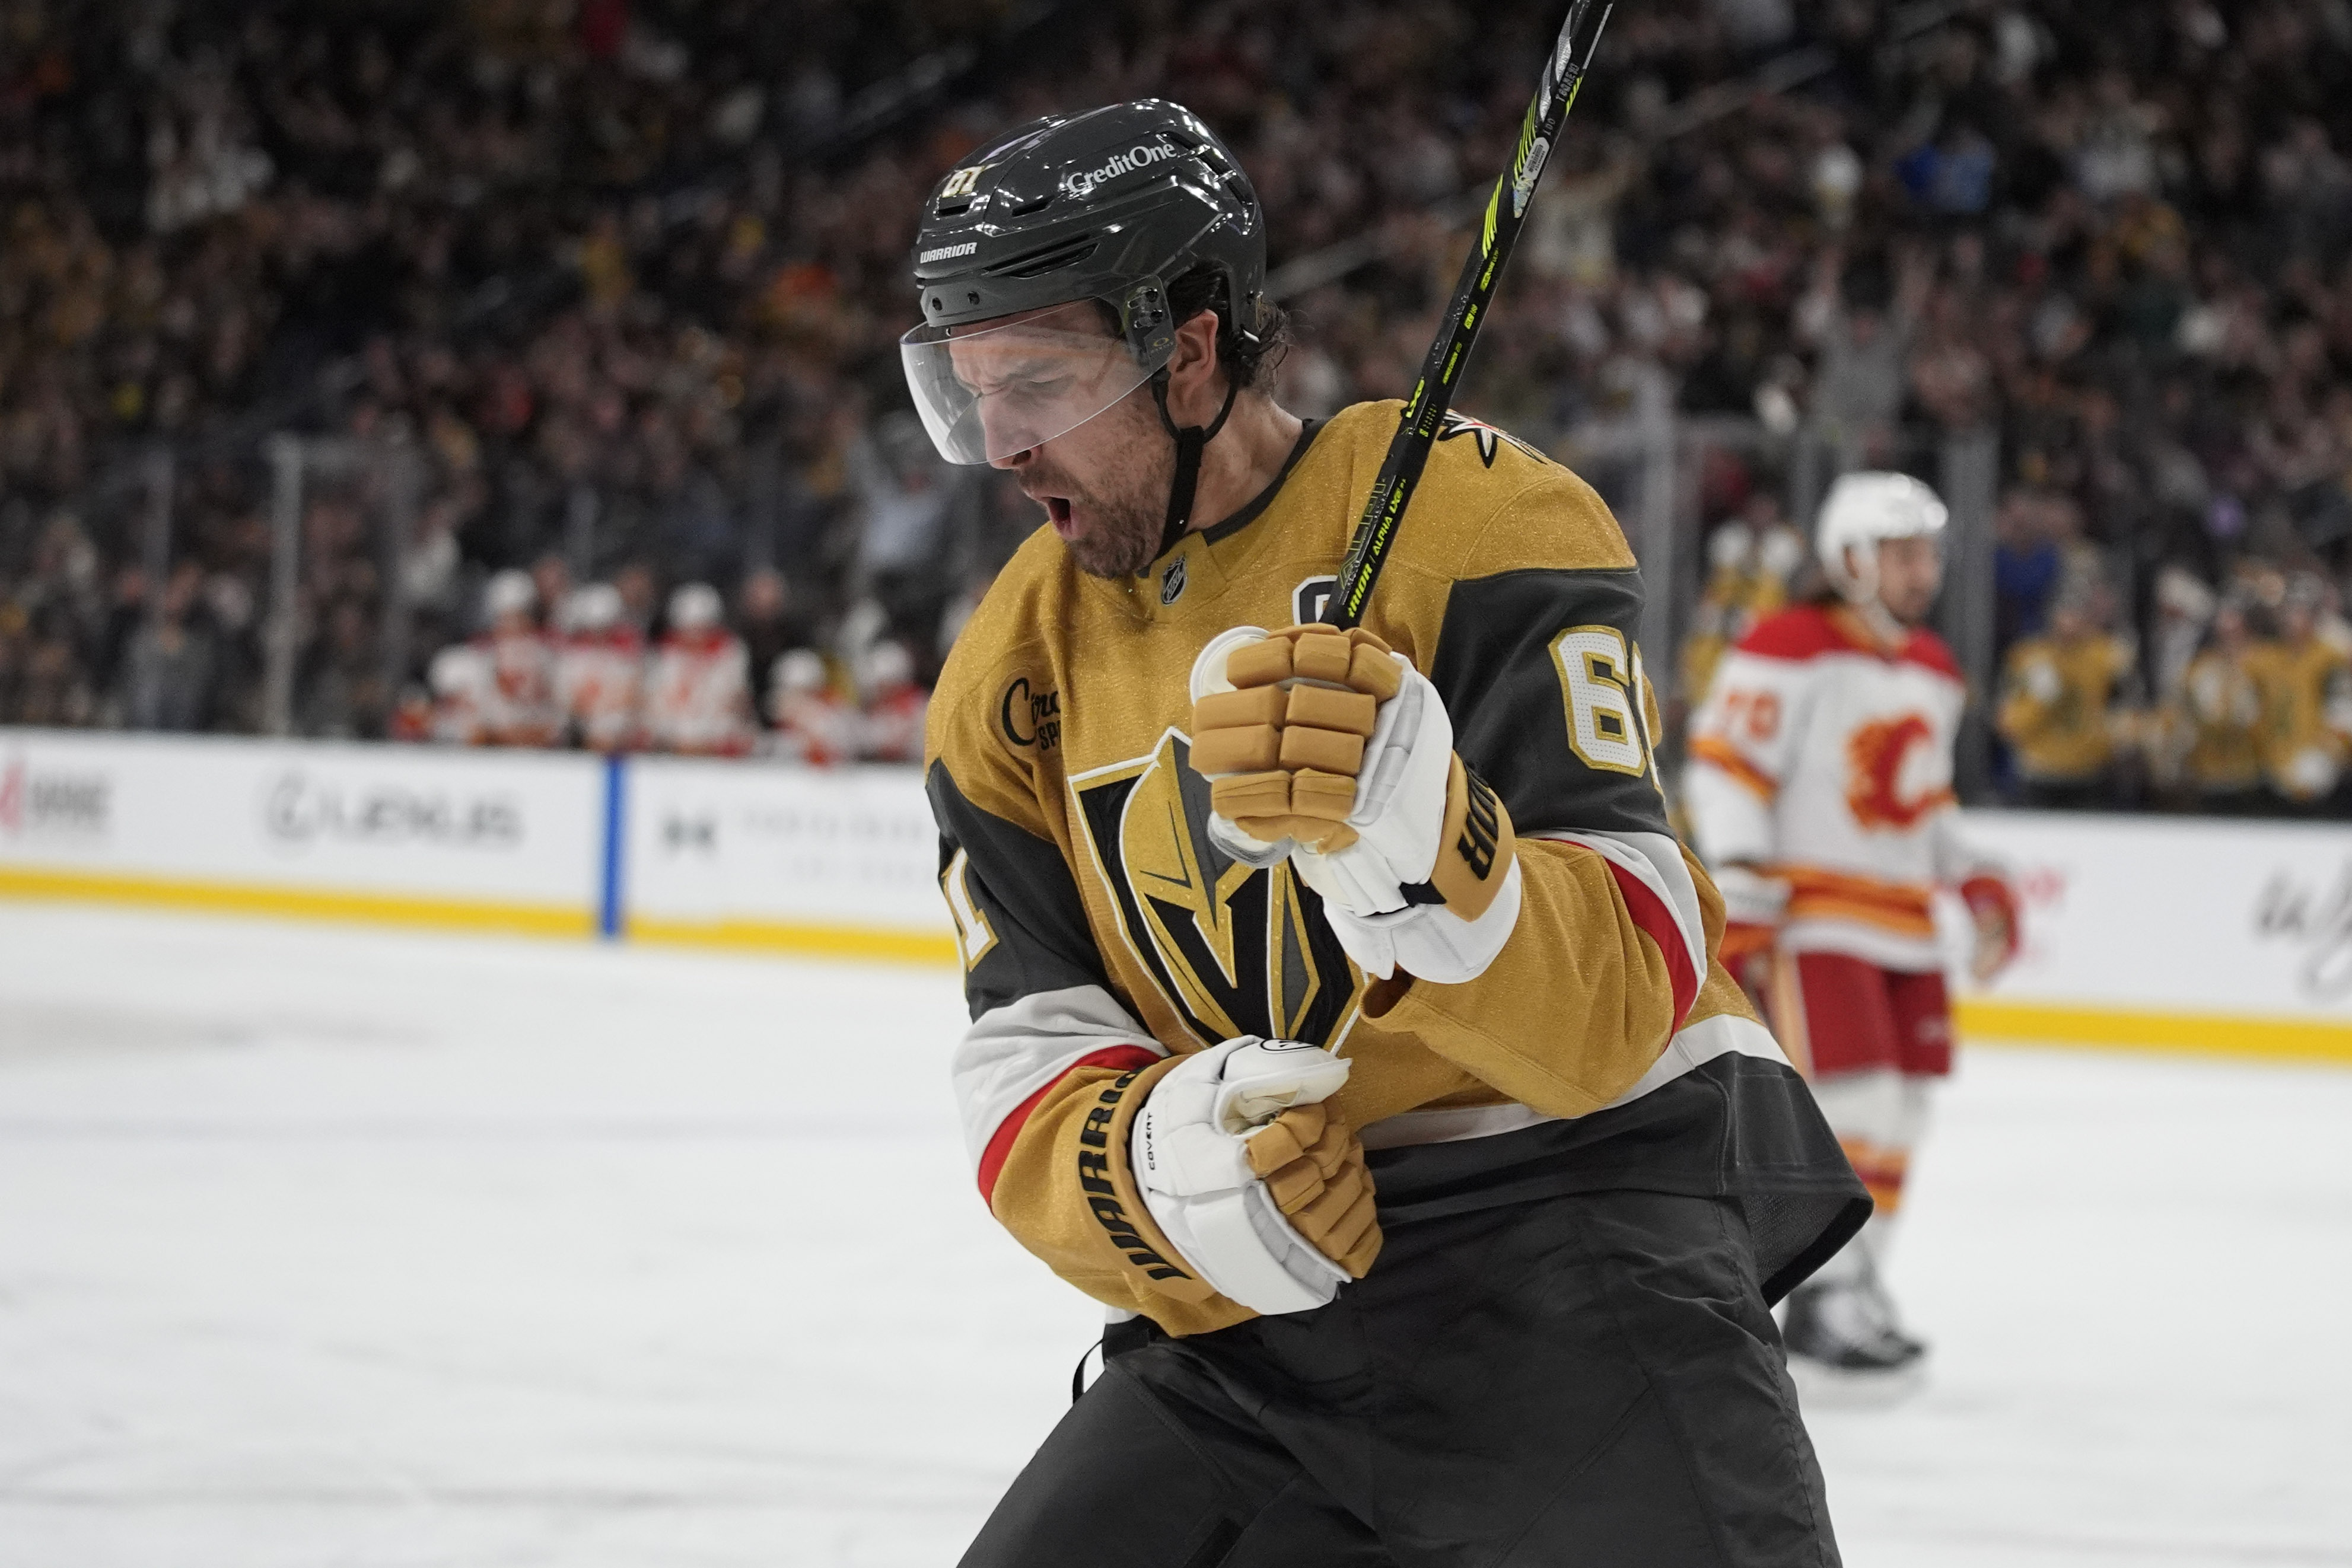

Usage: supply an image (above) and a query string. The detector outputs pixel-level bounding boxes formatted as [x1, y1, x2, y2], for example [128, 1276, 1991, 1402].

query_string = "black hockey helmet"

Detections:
[899, 100, 1266, 474]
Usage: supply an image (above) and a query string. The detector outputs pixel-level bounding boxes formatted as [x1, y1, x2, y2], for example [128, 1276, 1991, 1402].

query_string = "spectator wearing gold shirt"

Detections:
[1996, 591, 2140, 810]
[2251, 578, 2352, 811]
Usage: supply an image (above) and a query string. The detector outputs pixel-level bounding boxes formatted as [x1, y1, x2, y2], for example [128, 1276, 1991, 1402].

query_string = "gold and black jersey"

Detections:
[926, 400, 1860, 1336]
[2175, 649, 2265, 794]
[2251, 636, 2352, 800]
[1995, 633, 2138, 783]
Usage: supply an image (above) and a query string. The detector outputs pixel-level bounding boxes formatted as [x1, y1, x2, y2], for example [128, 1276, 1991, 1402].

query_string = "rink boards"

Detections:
[2, 727, 2345, 1062]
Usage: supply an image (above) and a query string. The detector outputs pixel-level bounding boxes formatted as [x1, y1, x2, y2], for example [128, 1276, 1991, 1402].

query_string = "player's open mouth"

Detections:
[1043, 495, 1075, 537]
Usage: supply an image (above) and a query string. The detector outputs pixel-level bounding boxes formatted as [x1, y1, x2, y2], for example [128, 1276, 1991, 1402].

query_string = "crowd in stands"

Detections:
[0, 1, 2348, 811]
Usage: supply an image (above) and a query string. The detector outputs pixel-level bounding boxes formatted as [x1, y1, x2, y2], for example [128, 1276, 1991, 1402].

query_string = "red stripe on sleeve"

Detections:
[976, 1045, 1161, 1205]
[1603, 860, 1701, 1031]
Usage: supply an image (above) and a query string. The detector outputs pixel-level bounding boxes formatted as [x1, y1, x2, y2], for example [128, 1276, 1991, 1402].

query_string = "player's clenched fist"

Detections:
[1186, 623, 1523, 984]
[1242, 1098, 1380, 1277]
[1188, 624, 1401, 851]
[1131, 1038, 1382, 1312]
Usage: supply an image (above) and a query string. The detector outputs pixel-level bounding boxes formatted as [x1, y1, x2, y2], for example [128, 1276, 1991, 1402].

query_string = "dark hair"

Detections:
[1089, 264, 1291, 391]
[1166, 262, 1290, 391]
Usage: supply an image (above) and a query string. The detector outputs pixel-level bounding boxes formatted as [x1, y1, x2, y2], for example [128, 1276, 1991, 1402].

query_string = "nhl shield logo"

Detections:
[1160, 556, 1188, 605]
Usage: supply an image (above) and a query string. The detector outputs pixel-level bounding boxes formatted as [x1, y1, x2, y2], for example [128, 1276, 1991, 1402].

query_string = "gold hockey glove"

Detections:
[1242, 1099, 1382, 1278]
[1189, 624, 1400, 853]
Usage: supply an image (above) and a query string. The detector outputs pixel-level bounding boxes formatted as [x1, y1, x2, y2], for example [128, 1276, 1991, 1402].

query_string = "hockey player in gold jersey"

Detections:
[908, 102, 1863, 1566]
[1994, 589, 2140, 809]
[2169, 598, 2270, 812]
[2252, 578, 2352, 810]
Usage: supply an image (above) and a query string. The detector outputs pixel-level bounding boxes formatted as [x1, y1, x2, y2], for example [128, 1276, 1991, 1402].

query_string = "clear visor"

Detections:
[900, 299, 1167, 465]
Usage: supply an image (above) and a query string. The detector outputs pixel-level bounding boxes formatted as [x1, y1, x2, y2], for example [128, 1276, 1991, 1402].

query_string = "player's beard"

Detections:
[1023, 397, 1173, 579]
[1880, 583, 1936, 628]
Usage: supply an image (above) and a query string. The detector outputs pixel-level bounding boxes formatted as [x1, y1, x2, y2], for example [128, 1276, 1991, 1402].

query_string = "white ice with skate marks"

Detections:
[0, 904, 2345, 1567]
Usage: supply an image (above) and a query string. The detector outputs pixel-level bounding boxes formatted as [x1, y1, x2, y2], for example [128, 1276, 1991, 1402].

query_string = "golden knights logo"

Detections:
[1436, 410, 1544, 469]
[1070, 730, 1359, 1048]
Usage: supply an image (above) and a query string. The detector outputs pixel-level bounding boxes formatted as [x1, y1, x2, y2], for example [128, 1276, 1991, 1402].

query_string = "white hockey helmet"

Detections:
[1706, 520, 1755, 575]
[485, 568, 537, 621]
[1756, 522, 1808, 582]
[668, 582, 723, 633]
[772, 648, 829, 696]
[1815, 471, 1947, 604]
[566, 582, 623, 633]
[861, 639, 915, 695]
[428, 643, 485, 696]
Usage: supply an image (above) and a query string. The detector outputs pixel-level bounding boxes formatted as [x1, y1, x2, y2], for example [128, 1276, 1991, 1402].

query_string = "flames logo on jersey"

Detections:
[1844, 713, 1955, 830]
[1070, 731, 1358, 1048]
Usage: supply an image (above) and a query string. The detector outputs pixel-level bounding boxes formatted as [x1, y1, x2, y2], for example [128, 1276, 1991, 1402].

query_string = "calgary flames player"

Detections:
[641, 583, 754, 757]
[1685, 471, 2019, 1392]
[910, 102, 1866, 1564]
[473, 570, 560, 747]
[766, 648, 853, 764]
[855, 639, 928, 763]
[425, 643, 489, 745]
[554, 583, 645, 751]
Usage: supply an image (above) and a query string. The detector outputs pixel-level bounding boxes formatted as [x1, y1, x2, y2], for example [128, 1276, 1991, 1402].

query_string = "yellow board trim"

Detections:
[11, 865, 2340, 1052]
[628, 915, 959, 967]
[0, 863, 591, 936]
[1958, 998, 2352, 1066]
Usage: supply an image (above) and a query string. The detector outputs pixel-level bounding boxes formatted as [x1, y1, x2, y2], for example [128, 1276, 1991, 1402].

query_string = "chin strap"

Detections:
[1152, 372, 1241, 561]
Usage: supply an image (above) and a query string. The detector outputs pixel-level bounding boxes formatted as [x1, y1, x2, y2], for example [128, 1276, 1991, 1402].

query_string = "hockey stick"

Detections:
[1320, 0, 1613, 630]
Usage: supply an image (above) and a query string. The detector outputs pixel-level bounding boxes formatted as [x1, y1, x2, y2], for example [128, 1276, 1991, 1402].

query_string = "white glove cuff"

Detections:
[1320, 855, 1523, 983]
[1290, 662, 1456, 918]
[1151, 1184, 1345, 1315]
[1129, 1038, 1353, 1317]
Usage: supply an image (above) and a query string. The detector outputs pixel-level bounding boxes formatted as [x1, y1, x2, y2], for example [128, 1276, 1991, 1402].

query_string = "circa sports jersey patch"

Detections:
[998, 676, 1061, 750]
[1160, 556, 1187, 605]
[1068, 729, 1358, 1050]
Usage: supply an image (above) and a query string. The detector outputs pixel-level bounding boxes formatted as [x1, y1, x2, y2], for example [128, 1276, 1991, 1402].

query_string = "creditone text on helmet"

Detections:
[1062, 139, 1180, 199]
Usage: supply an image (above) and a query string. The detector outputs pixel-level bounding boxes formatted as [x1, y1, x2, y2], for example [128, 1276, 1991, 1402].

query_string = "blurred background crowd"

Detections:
[1, 0, 2349, 804]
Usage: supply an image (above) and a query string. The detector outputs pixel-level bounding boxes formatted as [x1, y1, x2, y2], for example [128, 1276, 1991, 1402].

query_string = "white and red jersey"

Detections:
[475, 630, 561, 747]
[642, 630, 754, 756]
[1685, 602, 1994, 972]
[860, 686, 929, 764]
[556, 627, 645, 752]
[428, 645, 491, 745]
[771, 689, 855, 765]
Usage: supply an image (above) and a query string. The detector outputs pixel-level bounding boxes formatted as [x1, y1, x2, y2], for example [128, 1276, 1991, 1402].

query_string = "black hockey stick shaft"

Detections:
[1321, 0, 1612, 629]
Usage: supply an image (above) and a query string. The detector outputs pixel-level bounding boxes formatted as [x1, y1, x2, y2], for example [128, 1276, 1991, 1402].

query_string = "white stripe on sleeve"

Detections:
[953, 984, 1165, 1172]
[1528, 828, 1709, 991]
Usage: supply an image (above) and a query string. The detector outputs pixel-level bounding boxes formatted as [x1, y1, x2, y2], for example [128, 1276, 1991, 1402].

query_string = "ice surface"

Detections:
[0, 904, 2345, 1567]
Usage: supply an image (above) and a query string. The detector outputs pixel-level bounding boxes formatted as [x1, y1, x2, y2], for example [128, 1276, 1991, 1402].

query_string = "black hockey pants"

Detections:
[960, 1190, 1839, 1568]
